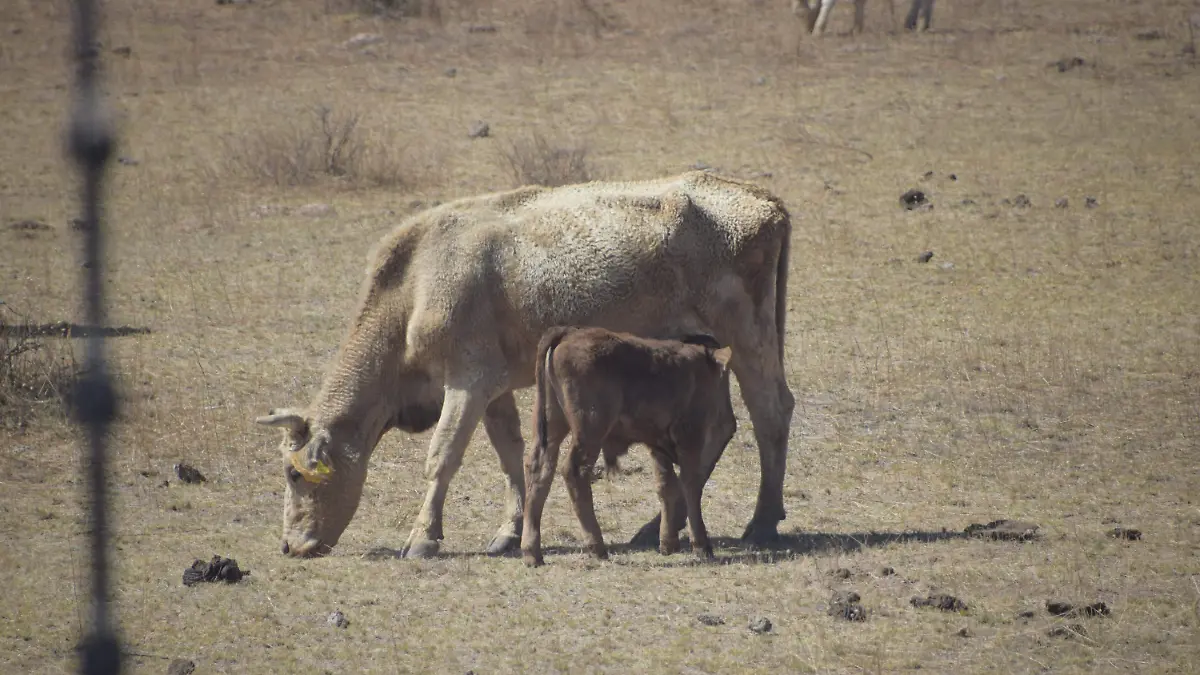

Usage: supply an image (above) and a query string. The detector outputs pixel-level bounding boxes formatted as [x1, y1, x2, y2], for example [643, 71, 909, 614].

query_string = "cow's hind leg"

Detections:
[483, 391, 526, 556]
[562, 441, 608, 560]
[402, 386, 493, 559]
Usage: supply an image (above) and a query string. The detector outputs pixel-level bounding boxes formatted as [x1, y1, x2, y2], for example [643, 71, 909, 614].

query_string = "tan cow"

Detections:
[257, 170, 794, 559]
[521, 327, 737, 568]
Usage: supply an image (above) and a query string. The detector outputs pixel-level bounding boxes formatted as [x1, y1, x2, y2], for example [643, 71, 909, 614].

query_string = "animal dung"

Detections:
[900, 189, 927, 210]
[182, 555, 249, 586]
[173, 463, 207, 484]
[911, 594, 967, 612]
[828, 590, 868, 622]
[964, 519, 1040, 542]
[748, 617, 773, 634]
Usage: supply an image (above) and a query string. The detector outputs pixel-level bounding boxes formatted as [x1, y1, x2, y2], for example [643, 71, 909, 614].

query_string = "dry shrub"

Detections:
[223, 105, 408, 189]
[498, 131, 596, 188]
[0, 307, 80, 428]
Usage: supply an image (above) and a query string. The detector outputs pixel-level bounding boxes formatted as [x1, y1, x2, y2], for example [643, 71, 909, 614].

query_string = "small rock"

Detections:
[939, 262, 955, 270]
[468, 121, 490, 139]
[297, 203, 336, 218]
[1047, 623, 1086, 639]
[964, 519, 1040, 542]
[112, 46, 132, 57]
[900, 189, 927, 210]
[467, 24, 497, 33]
[691, 161, 712, 171]
[344, 33, 383, 49]
[328, 610, 350, 629]
[911, 594, 967, 612]
[166, 659, 196, 675]
[916, 251, 934, 263]
[948, 173, 957, 181]
[960, 198, 976, 205]
[1135, 29, 1164, 41]
[753, 75, 767, 86]
[1012, 194, 1031, 208]
[1085, 196, 1099, 208]
[1017, 609, 1036, 619]
[173, 463, 206, 484]
[828, 590, 868, 622]
[1108, 527, 1142, 541]
[444, 67, 458, 77]
[830, 567, 851, 579]
[1053, 56, 1086, 72]
[748, 617, 773, 634]
[697, 614, 725, 626]
[879, 566, 896, 576]
[957, 627, 970, 638]
[1055, 197, 1069, 208]
[117, 156, 139, 166]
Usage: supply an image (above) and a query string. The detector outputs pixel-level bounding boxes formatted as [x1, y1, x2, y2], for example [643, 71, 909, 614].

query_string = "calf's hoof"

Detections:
[486, 533, 521, 557]
[694, 543, 715, 560]
[522, 550, 544, 568]
[659, 539, 681, 556]
[402, 535, 441, 560]
[740, 520, 781, 549]
[589, 543, 610, 560]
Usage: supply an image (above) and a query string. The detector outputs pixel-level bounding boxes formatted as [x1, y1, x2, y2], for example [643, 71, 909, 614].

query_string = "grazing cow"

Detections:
[792, 0, 935, 36]
[257, 170, 794, 560]
[521, 327, 737, 567]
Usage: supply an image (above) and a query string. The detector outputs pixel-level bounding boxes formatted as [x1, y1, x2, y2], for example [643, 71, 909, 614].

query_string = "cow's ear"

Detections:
[711, 346, 733, 371]
[256, 408, 309, 440]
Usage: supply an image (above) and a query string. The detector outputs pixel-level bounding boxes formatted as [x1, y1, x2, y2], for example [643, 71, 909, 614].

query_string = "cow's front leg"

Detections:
[483, 391, 526, 556]
[402, 386, 491, 559]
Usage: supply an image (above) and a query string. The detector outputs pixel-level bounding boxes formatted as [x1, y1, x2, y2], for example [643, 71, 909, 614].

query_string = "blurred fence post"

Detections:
[66, 0, 123, 673]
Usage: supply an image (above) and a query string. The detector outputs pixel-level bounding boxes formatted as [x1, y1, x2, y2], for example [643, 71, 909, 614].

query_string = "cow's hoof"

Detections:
[402, 537, 441, 560]
[741, 520, 781, 549]
[589, 544, 610, 560]
[486, 533, 521, 556]
[522, 551, 544, 568]
[629, 517, 662, 549]
[659, 539, 680, 556]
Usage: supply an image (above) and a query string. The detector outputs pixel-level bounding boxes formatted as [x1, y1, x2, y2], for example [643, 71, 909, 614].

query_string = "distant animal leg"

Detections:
[812, 0, 836, 35]
[402, 386, 492, 559]
[562, 441, 608, 560]
[482, 391, 527, 556]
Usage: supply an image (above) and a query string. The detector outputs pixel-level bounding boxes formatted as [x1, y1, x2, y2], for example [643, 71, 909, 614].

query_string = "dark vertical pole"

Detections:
[67, 0, 121, 674]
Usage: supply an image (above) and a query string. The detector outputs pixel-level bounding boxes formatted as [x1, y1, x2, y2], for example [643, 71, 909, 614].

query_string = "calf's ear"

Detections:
[710, 346, 733, 371]
[256, 408, 309, 439]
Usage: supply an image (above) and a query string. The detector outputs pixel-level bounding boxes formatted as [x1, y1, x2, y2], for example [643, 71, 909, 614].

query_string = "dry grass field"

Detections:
[2, 0, 1199, 672]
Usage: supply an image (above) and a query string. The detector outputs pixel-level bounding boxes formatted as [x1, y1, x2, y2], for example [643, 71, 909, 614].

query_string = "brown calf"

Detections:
[521, 326, 737, 568]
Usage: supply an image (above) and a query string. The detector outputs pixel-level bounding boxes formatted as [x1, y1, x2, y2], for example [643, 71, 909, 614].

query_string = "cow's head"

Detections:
[257, 376, 444, 557]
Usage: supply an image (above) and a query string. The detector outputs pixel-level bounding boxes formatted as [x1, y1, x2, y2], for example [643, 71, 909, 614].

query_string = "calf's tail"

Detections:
[533, 326, 574, 459]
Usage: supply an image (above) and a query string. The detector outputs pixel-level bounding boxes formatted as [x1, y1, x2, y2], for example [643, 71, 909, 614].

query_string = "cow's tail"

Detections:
[534, 326, 574, 463]
[773, 201, 792, 367]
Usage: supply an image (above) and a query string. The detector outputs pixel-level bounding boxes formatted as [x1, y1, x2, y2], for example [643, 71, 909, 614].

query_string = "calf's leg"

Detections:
[679, 462, 714, 559]
[520, 420, 567, 568]
[650, 450, 683, 555]
[562, 441, 608, 560]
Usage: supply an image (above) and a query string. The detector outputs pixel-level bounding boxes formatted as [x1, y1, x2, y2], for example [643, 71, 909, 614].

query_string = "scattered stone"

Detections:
[697, 614, 725, 626]
[1017, 609, 1036, 619]
[964, 519, 1041, 542]
[112, 46, 132, 57]
[1047, 623, 1086, 639]
[1108, 527, 1142, 541]
[468, 120, 490, 139]
[117, 156, 139, 166]
[467, 24, 497, 33]
[174, 463, 206, 484]
[9, 219, 50, 231]
[939, 262, 955, 271]
[1055, 197, 1069, 208]
[1046, 600, 1110, 618]
[748, 617, 773, 634]
[830, 567, 851, 579]
[1135, 29, 1165, 41]
[1052, 56, 1086, 72]
[1085, 196, 1099, 208]
[879, 566, 896, 577]
[957, 627, 971, 638]
[166, 659, 196, 675]
[327, 610, 350, 629]
[948, 173, 957, 181]
[1012, 194, 1032, 208]
[828, 590, 868, 622]
[182, 555, 249, 586]
[916, 250, 934, 263]
[444, 67, 458, 77]
[900, 189, 927, 210]
[343, 33, 383, 49]
[753, 75, 767, 85]
[911, 594, 967, 612]
[297, 203, 337, 218]
[691, 161, 712, 171]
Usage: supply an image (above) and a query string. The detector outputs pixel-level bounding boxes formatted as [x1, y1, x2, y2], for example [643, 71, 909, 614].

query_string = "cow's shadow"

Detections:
[363, 528, 972, 565]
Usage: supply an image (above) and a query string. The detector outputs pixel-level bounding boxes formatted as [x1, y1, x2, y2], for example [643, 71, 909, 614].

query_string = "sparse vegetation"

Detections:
[498, 131, 596, 187]
[2, 0, 1198, 673]
[0, 306, 79, 428]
